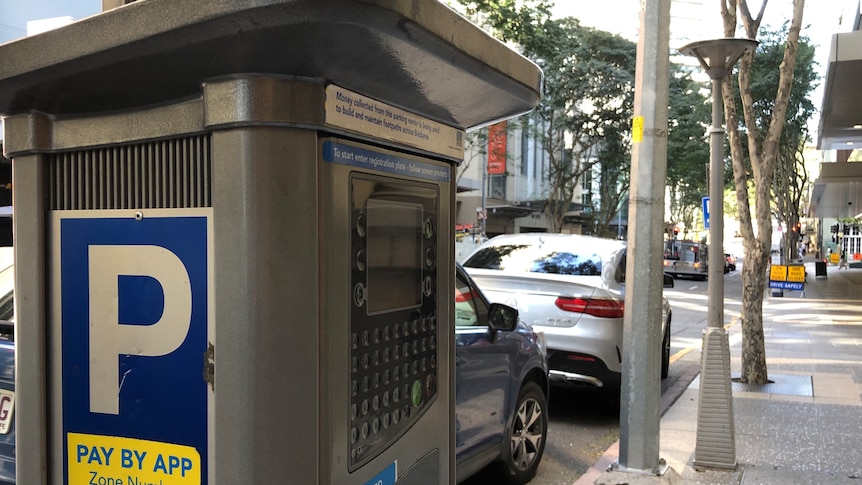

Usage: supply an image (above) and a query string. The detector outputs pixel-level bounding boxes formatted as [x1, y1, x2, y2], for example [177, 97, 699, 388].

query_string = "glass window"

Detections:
[464, 243, 602, 276]
[454, 272, 482, 327]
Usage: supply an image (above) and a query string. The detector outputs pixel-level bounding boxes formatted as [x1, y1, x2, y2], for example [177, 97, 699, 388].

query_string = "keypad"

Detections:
[349, 314, 437, 465]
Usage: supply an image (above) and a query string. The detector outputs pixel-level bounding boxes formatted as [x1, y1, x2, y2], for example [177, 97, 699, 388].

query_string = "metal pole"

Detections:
[707, 79, 725, 329]
[693, 76, 737, 470]
[616, 0, 672, 475]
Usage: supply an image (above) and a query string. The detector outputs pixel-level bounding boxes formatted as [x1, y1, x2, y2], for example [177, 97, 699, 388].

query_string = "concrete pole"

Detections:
[616, 0, 672, 475]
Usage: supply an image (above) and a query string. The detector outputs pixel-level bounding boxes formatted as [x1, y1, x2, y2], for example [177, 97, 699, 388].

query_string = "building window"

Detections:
[490, 174, 506, 199]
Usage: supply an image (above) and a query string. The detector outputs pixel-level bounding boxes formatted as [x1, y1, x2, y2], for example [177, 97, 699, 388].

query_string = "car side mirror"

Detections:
[663, 273, 674, 288]
[488, 303, 518, 331]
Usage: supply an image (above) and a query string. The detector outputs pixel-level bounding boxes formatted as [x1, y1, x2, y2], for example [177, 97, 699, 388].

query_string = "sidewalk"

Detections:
[577, 256, 862, 484]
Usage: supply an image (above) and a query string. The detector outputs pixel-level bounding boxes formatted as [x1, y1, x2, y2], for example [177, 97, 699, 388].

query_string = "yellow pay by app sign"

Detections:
[68, 432, 201, 485]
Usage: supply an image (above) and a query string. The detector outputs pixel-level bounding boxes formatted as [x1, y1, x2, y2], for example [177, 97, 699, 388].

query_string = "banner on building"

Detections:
[487, 121, 507, 175]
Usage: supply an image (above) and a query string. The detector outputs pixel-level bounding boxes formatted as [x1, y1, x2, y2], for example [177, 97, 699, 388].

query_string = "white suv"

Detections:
[462, 233, 672, 390]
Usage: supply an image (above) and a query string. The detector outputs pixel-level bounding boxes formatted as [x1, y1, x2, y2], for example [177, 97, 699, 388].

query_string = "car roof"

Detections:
[478, 233, 626, 254]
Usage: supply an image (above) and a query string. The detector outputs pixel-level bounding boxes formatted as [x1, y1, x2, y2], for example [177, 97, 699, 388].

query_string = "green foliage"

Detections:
[455, 0, 639, 232]
[666, 65, 711, 233]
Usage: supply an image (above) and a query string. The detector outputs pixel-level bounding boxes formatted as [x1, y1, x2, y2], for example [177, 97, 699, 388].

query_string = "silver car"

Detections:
[462, 233, 672, 390]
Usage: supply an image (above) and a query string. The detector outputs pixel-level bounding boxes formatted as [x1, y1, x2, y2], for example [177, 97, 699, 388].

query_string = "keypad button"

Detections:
[372, 395, 380, 411]
[383, 348, 390, 363]
[351, 427, 359, 444]
[372, 418, 380, 434]
[383, 391, 391, 407]
[361, 422, 369, 439]
[356, 213, 367, 237]
[372, 372, 380, 389]
[361, 331, 370, 347]
[361, 399, 369, 416]
[372, 350, 380, 367]
[383, 413, 391, 429]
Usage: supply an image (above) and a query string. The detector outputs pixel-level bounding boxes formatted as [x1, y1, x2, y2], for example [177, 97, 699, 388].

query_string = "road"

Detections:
[463, 263, 745, 485]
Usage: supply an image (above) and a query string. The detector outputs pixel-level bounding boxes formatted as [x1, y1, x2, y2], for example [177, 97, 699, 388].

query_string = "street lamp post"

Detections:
[679, 38, 757, 470]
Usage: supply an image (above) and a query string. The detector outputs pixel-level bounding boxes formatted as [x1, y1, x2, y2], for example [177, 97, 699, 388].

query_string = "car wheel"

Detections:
[661, 319, 671, 379]
[496, 381, 547, 484]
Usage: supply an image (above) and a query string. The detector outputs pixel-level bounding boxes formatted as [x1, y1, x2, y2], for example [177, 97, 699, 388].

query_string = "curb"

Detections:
[572, 364, 702, 485]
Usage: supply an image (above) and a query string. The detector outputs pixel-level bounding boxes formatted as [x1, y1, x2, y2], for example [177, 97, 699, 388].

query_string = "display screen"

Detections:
[366, 199, 423, 314]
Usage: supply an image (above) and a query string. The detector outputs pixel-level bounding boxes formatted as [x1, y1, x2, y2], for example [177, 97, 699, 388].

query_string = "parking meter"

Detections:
[0, 2, 540, 484]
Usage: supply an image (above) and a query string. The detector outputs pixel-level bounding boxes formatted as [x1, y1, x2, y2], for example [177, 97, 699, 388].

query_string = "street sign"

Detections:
[702, 196, 710, 229]
[53, 208, 213, 485]
[768, 263, 805, 291]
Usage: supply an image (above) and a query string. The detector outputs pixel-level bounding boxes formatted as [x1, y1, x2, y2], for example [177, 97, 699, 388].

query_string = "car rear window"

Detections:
[464, 244, 602, 276]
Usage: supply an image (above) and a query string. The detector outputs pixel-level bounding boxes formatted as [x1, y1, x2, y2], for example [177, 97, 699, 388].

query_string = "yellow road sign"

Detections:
[787, 265, 805, 282]
[770, 264, 787, 281]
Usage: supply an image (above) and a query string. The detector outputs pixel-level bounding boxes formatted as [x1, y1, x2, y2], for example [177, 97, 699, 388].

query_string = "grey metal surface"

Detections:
[0, 0, 541, 130]
[47, 134, 212, 210]
[691, 373, 815, 397]
[11, 154, 49, 485]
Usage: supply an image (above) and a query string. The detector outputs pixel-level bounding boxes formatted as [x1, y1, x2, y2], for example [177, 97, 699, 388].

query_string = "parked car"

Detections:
[724, 253, 737, 272]
[0, 246, 14, 485]
[462, 234, 673, 392]
[454, 264, 549, 484]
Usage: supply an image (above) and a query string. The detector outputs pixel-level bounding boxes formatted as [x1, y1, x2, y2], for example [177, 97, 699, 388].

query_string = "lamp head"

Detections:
[679, 38, 759, 79]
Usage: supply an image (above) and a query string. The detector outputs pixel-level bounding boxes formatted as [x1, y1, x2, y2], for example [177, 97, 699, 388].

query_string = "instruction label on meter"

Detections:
[52, 208, 213, 485]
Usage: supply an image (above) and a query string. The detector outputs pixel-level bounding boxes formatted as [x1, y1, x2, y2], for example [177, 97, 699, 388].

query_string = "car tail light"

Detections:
[454, 289, 479, 303]
[554, 296, 624, 318]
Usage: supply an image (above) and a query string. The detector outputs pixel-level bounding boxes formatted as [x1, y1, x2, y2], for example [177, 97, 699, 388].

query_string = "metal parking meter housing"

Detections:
[0, 2, 541, 484]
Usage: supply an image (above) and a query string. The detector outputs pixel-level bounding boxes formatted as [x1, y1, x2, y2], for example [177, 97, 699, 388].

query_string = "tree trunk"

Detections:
[721, 0, 804, 385]
[739, 240, 768, 383]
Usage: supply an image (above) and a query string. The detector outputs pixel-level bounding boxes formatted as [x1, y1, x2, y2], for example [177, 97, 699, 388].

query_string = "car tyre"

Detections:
[661, 318, 671, 379]
[496, 381, 547, 484]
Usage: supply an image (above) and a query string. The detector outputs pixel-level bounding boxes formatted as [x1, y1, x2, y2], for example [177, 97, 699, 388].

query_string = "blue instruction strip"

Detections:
[363, 461, 396, 485]
[323, 141, 450, 183]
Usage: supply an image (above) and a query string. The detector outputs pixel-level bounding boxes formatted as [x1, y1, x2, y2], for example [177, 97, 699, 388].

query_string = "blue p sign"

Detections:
[55, 209, 212, 484]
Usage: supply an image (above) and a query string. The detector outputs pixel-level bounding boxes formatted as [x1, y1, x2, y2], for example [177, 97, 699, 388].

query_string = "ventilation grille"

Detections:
[48, 134, 212, 210]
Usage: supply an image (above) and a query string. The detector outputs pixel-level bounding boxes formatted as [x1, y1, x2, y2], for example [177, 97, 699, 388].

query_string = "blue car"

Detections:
[454, 264, 549, 484]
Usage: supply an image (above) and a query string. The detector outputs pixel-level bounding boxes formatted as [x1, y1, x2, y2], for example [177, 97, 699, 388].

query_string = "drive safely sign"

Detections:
[52, 209, 213, 485]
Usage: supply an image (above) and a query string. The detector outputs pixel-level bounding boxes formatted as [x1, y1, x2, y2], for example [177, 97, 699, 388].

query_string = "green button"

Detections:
[411, 380, 422, 407]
